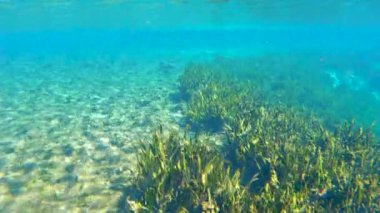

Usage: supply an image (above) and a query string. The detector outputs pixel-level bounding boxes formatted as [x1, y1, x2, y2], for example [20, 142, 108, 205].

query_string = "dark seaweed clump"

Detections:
[126, 63, 379, 212]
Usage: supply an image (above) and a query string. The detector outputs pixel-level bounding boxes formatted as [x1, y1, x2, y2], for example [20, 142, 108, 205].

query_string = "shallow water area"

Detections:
[1, 0, 380, 211]
[0, 55, 187, 211]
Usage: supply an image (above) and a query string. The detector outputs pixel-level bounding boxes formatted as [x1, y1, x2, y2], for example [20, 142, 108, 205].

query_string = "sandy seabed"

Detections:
[0, 55, 186, 212]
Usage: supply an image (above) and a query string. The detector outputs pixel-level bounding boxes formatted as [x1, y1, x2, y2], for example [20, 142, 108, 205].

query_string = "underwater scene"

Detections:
[0, 1, 379, 212]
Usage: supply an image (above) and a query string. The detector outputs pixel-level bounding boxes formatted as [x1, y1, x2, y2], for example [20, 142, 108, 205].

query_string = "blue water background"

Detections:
[1, 1, 380, 57]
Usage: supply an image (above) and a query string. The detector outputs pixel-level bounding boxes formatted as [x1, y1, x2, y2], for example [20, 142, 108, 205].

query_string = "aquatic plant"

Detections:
[126, 127, 251, 212]
[225, 106, 379, 211]
[175, 62, 380, 211]
[187, 83, 254, 131]
[228, 55, 380, 133]
[126, 61, 379, 212]
[127, 123, 379, 212]
[179, 63, 257, 131]
[178, 63, 218, 99]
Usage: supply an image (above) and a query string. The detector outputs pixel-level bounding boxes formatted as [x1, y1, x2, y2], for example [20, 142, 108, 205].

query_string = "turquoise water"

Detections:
[1, 1, 380, 211]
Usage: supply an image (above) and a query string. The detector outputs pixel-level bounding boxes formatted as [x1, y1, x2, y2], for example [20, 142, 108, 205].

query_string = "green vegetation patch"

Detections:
[179, 63, 259, 131]
[127, 128, 251, 212]
[126, 61, 379, 212]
